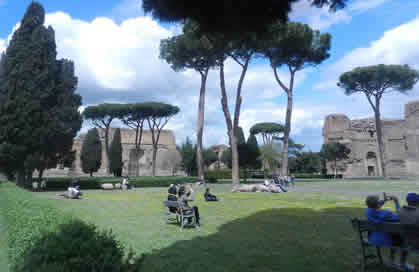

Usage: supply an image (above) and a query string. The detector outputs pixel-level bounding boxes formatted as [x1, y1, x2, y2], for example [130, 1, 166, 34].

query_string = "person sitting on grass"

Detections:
[178, 185, 200, 226]
[365, 195, 413, 271]
[400, 193, 419, 250]
[167, 184, 178, 213]
[204, 187, 218, 201]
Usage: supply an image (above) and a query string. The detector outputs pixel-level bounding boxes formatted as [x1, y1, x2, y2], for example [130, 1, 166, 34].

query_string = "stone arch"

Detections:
[366, 151, 378, 176]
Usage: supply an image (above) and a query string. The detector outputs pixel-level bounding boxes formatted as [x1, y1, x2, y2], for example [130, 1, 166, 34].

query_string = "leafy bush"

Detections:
[204, 169, 232, 181]
[14, 219, 142, 272]
[33, 176, 198, 190]
[0, 182, 70, 267]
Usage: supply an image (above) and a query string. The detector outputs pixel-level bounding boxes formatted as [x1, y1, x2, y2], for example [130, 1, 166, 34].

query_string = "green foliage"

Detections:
[83, 104, 126, 126]
[142, 0, 346, 35]
[0, 182, 70, 268]
[259, 143, 281, 173]
[288, 138, 305, 157]
[338, 64, 419, 96]
[109, 128, 123, 177]
[179, 137, 218, 175]
[179, 137, 196, 176]
[0, 2, 82, 182]
[245, 134, 262, 170]
[15, 219, 142, 272]
[320, 142, 350, 177]
[80, 128, 102, 176]
[289, 152, 322, 174]
[250, 122, 284, 145]
[204, 169, 233, 181]
[262, 22, 331, 71]
[117, 103, 149, 149]
[160, 21, 217, 73]
[203, 149, 218, 167]
[220, 148, 232, 169]
[235, 127, 246, 145]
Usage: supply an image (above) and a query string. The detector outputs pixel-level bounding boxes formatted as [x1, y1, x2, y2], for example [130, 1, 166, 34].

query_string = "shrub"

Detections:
[33, 176, 198, 191]
[204, 169, 232, 181]
[14, 219, 142, 272]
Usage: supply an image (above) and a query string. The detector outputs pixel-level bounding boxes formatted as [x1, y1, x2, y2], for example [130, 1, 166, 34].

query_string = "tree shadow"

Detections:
[141, 207, 402, 272]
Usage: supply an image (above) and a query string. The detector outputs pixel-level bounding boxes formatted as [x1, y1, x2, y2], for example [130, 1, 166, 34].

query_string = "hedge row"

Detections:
[32, 176, 198, 191]
[0, 182, 72, 269]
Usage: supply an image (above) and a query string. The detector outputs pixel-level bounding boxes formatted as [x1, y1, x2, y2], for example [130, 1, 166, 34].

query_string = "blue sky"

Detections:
[1, 0, 419, 151]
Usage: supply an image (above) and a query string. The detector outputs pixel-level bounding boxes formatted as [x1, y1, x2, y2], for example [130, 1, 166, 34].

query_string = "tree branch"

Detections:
[271, 60, 289, 94]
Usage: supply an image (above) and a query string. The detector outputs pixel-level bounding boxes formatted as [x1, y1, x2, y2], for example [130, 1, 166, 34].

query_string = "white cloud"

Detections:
[313, 16, 419, 131]
[349, 0, 390, 12]
[0, 39, 5, 53]
[290, 0, 388, 30]
[316, 16, 419, 92]
[1, 11, 316, 148]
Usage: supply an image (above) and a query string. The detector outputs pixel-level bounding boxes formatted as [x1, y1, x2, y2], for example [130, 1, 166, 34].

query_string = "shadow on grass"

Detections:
[141, 207, 399, 272]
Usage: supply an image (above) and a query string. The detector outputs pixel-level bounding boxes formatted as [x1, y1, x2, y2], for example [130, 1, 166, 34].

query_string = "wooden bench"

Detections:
[163, 201, 197, 229]
[351, 218, 419, 272]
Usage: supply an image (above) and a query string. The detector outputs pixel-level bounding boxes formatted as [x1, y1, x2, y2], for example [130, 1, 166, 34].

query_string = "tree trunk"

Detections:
[105, 126, 110, 174]
[152, 144, 157, 177]
[374, 101, 386, 177]
[230, 133, 240, 184]
[334, 160, 337, 179]
[17, 169, 25, 187]
[219, 60, 240, 185]
[281, 71, 295, 177]
[90, 171, 93, 177]
[38, 168, 44, 180]
[196, 69, 209, 180]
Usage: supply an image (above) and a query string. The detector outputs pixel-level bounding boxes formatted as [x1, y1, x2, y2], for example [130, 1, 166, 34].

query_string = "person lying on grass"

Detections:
[204, 187, 218, 201]
[178, 185, 200, 226]
[365, 195, 414, 271]
[400, 193, 419, 250]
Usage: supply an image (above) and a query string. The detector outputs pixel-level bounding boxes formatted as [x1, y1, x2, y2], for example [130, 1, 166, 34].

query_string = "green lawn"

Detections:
[3, 179, 419, 271]
[0, 212, 9, 272]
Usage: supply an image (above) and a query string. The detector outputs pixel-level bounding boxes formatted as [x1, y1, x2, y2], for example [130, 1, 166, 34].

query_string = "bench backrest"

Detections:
[351, 218, 402, 234]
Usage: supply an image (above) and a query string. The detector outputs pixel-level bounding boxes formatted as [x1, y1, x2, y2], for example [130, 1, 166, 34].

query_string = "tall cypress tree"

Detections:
[0, 2, 82, 184]
[109, 128, 123, 177]
[247, 134, 261, 170]
[80, 128, 102, 177]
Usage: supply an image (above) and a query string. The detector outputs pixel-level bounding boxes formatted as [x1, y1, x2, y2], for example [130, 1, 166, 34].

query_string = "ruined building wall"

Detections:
[322, 101, 419, 177]
[42, 128, 183, 177]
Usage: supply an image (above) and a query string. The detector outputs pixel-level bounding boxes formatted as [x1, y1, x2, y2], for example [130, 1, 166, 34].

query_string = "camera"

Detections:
[383, 192, 392, 201]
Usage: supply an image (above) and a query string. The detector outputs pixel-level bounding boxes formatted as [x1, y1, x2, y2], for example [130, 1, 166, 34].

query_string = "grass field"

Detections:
[0, 212, 8, 272]
[2, 178, 419, 271]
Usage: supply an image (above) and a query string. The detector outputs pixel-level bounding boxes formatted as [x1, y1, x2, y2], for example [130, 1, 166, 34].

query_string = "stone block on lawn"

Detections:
[101, 183, 114, 190]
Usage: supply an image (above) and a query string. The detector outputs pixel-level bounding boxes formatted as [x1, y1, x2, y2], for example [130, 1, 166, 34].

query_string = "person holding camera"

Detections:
[399, 193, 419, 250]
[365, 194, 412, 270]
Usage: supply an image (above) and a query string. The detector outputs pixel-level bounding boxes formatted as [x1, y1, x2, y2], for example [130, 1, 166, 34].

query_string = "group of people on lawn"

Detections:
[365, 192, 419, 271]
[167, 183, 219, 227]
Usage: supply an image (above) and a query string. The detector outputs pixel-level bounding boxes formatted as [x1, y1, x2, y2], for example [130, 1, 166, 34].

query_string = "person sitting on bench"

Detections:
[400, 193, 419, 250]
[365, 195, 411, 270]
[167, 184, 178, 213]
[178, 185, 200, 226]
[204, 187, 218, 201]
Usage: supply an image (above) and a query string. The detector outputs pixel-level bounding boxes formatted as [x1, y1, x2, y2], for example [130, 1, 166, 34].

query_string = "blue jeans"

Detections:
[276, 184, 287, 192]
